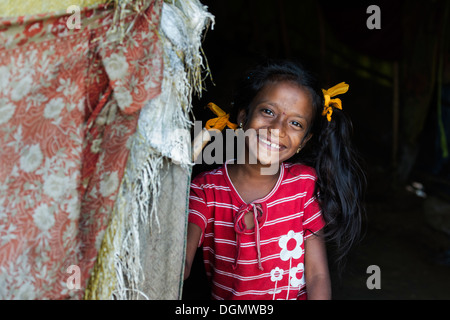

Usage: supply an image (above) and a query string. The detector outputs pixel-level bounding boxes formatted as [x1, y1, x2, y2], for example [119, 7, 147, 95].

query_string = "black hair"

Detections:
[231, 59, 366, 273]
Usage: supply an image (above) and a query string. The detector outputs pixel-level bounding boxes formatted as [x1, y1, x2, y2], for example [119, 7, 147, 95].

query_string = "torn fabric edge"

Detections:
[85, 0, 214, 299]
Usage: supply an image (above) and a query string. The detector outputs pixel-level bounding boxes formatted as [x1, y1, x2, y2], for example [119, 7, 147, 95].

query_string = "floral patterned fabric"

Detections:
[85, 0, 214, 300]
[0, 1, 163, 299]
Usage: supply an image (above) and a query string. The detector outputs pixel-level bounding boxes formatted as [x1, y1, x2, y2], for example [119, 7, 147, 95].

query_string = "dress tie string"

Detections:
[233, 203, 264, 271]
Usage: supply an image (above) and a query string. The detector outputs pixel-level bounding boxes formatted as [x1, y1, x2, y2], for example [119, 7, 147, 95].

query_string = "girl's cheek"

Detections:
[250, 115, 273, 129]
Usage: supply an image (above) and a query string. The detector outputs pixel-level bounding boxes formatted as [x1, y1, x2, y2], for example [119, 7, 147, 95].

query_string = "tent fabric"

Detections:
[0, 0, 164, 299]
[137, 162, 191, 299]
[0, 0, 214, 300]
[85, 0, 213, 300]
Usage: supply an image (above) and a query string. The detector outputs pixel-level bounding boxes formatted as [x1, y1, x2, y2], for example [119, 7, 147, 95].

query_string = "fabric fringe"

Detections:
[103, 0, 155, 44]
[85, 0, 213, 300]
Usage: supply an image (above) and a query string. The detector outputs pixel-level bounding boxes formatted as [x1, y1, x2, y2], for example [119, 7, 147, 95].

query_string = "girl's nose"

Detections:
[269, 119, 286, 138]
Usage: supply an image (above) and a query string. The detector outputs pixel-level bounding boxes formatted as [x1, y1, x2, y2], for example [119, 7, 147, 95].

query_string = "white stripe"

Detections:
[264, 212, 302, 226]
[207, 170, 224, 175]
[212, 281, 271, 296]
[210, 235, 281, 247]
[200, 184, 231, 191]
[213, 266, 290, 281]
[267, 192, 306, 207]
[214, 253, 280, 265]
[213, 221, 234, 228]
[212, 238, 236, 246]
[190, 183, 202, 190]
[211, 292, 224, 300]
[284, 163, 294, 168]
[189, 195, 205, 204]
[212, 281, 303, 297]
[304, 196, 316, 208]
[281, 174, 316, 185]
[189, 209, 207, 226]
[238, 236, 280, 247]
[206, 201, 240, 211]
[191, 183, 230, 191]
[303, 210, 322, 225]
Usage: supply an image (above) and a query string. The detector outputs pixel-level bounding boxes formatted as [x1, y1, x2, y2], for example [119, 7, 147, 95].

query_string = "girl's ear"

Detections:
[237, 109, 247, 127]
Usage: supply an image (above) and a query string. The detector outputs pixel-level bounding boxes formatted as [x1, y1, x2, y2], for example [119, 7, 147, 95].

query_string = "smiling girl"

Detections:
[184, 60, 365, 300]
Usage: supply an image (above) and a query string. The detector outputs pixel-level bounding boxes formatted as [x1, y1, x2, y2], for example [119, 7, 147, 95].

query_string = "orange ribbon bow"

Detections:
[322, 82, 349, 122]
[204, 102, 238, 131]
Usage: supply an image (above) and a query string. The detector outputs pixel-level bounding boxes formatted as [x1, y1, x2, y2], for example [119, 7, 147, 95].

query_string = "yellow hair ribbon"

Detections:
[204, 102, 238, 131]
[322, 82, 349, 122]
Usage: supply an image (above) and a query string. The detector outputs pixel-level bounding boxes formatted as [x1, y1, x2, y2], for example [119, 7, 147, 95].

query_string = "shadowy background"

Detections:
[183, 0, 450, 299]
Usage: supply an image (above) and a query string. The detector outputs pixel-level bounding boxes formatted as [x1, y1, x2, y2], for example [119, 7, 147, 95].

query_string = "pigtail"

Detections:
[314, 108, 366, 272]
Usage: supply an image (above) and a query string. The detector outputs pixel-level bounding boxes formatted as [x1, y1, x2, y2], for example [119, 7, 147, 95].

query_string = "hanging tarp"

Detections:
[0, 0, 213, 299]
[86, 0, 214, 300]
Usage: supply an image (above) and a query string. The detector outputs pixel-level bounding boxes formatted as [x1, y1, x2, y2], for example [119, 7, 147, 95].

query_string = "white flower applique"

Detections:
[289, 263, 305, 288]
[278, 230, 304, 299]
[279, 230, 303, 261]
[269, 267, 284, 300]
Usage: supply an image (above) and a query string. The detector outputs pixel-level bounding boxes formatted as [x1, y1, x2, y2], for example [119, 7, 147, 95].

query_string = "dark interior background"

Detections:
[182, 0, 450, 300]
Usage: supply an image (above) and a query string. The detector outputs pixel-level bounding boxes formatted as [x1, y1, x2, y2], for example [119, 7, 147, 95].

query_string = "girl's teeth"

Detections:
[260, 137, 280, 149]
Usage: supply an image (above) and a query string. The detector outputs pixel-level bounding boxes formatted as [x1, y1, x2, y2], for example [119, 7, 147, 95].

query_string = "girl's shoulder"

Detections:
[283, 162, 317, 181]
[191, 165, 226, 184]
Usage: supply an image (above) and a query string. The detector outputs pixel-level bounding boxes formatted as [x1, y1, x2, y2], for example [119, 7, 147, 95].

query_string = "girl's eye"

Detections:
[262, 108, 274, 116]
[291, 121, 303, 128]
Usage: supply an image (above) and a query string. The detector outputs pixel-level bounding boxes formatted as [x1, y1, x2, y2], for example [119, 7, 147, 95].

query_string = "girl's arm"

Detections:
[184, 222, 202, 280]
[304, 230, 332, 300]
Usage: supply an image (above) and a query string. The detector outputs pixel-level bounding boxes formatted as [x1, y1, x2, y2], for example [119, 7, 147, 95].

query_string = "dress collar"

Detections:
[223, 159, 285, 205]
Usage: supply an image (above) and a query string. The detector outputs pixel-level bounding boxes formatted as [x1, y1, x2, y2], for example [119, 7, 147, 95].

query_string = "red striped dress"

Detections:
[188, 161, 325, 300]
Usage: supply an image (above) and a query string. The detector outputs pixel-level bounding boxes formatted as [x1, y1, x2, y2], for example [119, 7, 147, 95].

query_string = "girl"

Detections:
[184, 60, 365, 300]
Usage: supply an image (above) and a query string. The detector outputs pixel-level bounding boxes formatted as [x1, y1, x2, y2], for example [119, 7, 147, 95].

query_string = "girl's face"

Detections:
[238, 80, 314, 165]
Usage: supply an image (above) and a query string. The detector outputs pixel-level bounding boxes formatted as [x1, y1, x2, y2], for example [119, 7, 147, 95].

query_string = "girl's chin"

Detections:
[248, 147, 283, 165]
[251, 154, 283, 176]
[255, 158, 277, 166]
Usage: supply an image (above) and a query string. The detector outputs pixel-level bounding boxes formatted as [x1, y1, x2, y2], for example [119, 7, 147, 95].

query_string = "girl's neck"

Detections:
[231, 143, 282, 182]
[227, 161, 281, 204]
[227, 161, 281, 183]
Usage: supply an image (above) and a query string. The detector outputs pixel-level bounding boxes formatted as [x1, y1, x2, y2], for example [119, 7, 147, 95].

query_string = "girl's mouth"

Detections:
[258, 136, 283, 150]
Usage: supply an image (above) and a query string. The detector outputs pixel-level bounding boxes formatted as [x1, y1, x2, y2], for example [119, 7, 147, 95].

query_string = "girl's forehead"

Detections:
[263, 79, 306, 92]
[253, 80, 313, 108]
